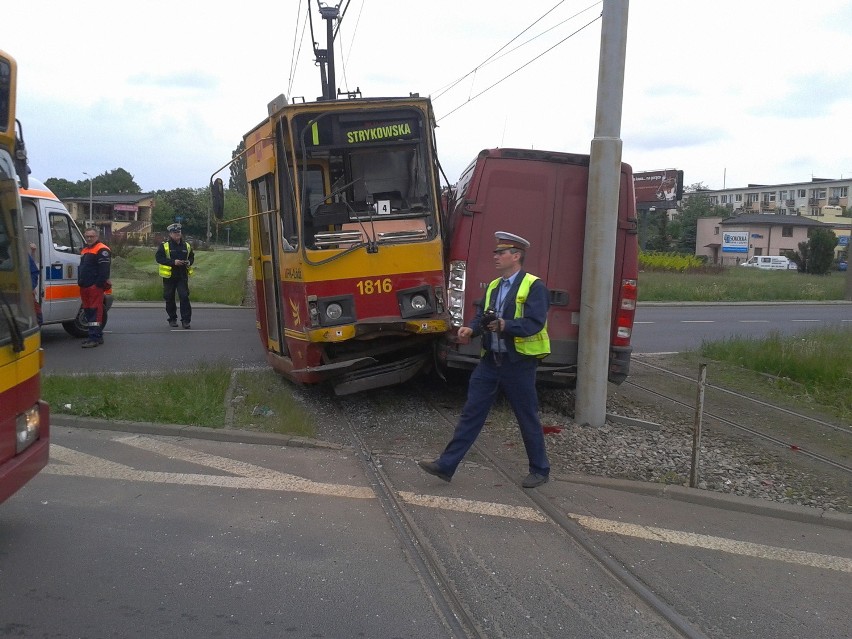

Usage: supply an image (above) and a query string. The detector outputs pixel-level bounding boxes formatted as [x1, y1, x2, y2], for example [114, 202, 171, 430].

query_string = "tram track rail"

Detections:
[340, 403, 486, 639]
[337, 390, 712, 639]
[629, 356, 852, 476]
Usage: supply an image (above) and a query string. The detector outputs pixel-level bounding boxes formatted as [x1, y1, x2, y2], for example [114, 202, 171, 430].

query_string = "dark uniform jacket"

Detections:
[155, 239, 195, 278]
[78, 242, 111, 288]
[469, 269, 549, 364]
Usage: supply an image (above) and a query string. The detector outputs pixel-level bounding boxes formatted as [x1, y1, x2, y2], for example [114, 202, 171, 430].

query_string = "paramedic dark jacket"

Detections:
[78, 241, 111, 288]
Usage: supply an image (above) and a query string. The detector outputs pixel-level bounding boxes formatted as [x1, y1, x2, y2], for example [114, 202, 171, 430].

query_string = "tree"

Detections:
[98, 168, 141, 194]
[229, 141, 247, 196]
[674, 183, 730, 254]
[792, 227, 837, 274]
[45, 168, 141, 199]
[44, 177, 84, 198]
[801, 227, 838, 275]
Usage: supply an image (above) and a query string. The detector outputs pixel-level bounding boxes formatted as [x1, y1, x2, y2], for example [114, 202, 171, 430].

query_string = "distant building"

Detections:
[61, 193, 154, 241]
[696, 215, 833, 265]
[688, 176, 850, 264]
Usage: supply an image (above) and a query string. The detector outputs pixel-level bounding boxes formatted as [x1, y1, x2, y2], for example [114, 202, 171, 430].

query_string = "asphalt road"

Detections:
[5, 301, 851, 639]
[40, 303, 267, 374]
[39, 301, 852, 375]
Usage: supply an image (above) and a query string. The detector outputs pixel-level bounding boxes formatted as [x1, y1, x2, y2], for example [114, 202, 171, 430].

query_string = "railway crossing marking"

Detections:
[570, 514, 852, 573]
[45, 436, 851, 573]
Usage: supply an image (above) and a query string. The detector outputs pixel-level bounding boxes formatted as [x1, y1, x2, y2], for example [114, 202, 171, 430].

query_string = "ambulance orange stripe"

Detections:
[43, 284, 80, 300]
[19, 187, 60, 201]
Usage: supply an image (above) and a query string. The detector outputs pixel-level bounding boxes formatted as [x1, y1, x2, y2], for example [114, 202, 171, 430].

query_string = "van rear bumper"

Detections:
[440, 342, 632, 386]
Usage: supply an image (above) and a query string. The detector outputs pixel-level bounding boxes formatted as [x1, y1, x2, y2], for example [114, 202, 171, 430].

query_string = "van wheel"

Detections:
[62, 306, 109, 338]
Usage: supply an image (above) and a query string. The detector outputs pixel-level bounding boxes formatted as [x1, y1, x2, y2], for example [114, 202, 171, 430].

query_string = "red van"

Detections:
[439, 148, 639, 385]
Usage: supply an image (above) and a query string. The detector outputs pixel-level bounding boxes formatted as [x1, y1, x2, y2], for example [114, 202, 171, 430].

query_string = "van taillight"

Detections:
[613, 279, 637, 347]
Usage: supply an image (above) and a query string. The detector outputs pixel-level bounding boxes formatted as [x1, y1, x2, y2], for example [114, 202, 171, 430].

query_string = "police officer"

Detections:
[155, 223, 195, 329]
[419, 231, 551, 488]
[78, 228, 111, 348]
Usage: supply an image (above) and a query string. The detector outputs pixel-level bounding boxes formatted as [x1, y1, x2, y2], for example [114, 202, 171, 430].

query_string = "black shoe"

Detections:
[418, 460, 452, 482]
[168, 319, 178, 327]
[522, 473, 549, 488]
[181, 322, 191, 329]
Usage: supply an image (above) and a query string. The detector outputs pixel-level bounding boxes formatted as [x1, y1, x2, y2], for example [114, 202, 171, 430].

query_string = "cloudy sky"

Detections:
[6, 0, 852, 193]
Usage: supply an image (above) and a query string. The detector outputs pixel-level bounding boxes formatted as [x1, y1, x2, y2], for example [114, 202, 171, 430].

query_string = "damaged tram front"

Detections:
[242, 95, 449, 395]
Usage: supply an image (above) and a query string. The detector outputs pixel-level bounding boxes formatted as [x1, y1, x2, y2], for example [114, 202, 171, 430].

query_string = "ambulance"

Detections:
[20, 178, 111, 337]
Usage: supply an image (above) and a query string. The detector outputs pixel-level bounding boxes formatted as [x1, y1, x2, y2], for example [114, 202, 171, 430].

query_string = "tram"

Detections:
[0, 49, 50, 504]
[231, 6, 449, 395]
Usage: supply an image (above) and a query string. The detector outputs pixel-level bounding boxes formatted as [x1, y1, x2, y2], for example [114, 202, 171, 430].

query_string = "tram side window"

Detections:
[252, 176, 275, 255]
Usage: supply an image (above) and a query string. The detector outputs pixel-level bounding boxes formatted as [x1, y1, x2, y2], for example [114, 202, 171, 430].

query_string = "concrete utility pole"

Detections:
[575, 0, 629, 427]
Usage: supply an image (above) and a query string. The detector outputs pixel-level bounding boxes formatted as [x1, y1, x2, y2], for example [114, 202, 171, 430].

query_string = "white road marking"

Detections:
[398, 492, 547, 523]
[48, 442, 374, 500]
[570, 513, 852, 573]
[46, 437, 851, 572]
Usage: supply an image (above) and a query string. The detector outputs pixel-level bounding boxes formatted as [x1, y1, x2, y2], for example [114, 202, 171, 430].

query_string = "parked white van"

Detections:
[740, 255, 793, 270]
[20, 178, 111, 337]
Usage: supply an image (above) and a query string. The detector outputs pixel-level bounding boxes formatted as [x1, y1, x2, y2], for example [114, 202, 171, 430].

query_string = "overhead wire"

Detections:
[436, 11, 602, 122]
[288, 1, 312, 97]
[432, 0, 599, 101]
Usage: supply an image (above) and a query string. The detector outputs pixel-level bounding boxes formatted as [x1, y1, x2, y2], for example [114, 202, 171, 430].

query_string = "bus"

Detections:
[225, 7, 449, 395]
[0, 49, 50, 504]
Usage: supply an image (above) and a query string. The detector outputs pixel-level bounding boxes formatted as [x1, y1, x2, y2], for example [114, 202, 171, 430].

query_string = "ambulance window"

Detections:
[50, 213, 83, 254]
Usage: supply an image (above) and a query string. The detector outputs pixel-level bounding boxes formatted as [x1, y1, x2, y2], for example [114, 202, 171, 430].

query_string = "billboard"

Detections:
[722, 231, 748, 253]
[634, 169, 684, 206]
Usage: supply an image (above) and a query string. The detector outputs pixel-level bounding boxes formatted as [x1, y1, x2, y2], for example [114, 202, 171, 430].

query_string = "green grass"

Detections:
[110, 247, 249, 305]
[230, 369, 316, 436]
[699, 327, 852, 420]
[638, 268, 845, 302]
[44, 365, 317, 436]
[44, 364, 232, 427]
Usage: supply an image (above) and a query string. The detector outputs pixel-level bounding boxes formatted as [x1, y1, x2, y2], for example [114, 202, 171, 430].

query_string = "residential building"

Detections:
[689, 176, 850, 264]
[696, 215, 832, 265]
[62, 193, 155, 241]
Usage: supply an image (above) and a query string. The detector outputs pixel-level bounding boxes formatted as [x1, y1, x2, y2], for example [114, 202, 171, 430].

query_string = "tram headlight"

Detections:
[410, 295, 428, 311]
[397, 285, 435, 319]
[16, 405, 41, 453]
[325, 303, 343, 321]
[316, 295, 355, 327]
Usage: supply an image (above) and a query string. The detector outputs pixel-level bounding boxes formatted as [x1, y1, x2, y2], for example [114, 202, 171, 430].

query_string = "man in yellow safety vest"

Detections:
[419, 231, 551, 488]
[155, 223, 195, 329]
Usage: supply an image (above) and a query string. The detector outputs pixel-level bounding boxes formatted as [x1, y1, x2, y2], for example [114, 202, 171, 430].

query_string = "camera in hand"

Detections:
[479, 307, 498, 330]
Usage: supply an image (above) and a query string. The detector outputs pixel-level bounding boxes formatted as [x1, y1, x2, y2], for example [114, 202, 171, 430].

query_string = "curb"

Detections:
[51, 414, 345, 450]
[52, 414, 852, 531]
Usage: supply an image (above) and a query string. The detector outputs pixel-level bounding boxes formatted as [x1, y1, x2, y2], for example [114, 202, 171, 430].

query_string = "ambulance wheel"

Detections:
[62, 306, 109, 338]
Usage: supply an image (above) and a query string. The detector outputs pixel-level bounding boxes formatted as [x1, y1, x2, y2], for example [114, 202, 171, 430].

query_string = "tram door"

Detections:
[254, 175, 287, 356]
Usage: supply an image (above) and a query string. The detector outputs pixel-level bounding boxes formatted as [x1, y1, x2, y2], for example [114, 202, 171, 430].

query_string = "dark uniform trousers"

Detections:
[164, 276, 191, 324]
[435, 354, 550, 478]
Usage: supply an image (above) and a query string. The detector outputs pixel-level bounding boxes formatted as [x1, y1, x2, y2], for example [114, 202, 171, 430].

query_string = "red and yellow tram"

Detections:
[241, 95, 449, 395]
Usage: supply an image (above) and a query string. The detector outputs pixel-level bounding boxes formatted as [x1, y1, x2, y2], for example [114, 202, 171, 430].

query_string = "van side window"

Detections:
[50, 213, 84, 254]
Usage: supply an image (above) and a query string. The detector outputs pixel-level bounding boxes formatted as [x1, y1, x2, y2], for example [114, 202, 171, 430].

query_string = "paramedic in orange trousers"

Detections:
[77, 228, 111, 348]
[419, 231, 552, 488]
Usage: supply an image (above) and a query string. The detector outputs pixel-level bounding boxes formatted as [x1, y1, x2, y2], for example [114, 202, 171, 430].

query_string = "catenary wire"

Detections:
[431, 0, 572, 99]
[437, 12, 601, 122]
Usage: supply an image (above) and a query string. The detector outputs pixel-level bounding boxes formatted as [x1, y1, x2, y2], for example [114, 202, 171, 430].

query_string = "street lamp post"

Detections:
[82, 172, 93, 227]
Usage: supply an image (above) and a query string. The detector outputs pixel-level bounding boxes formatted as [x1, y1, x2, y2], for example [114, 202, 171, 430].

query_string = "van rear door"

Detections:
[464, 152, 588, 355]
